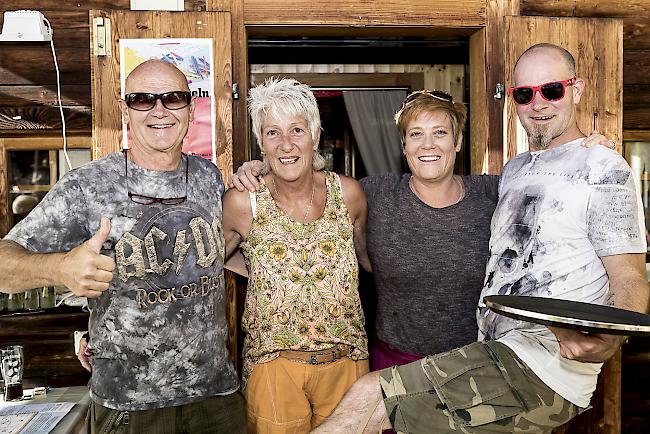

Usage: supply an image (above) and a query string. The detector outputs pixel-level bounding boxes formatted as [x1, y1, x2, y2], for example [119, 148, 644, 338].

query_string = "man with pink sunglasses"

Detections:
[312, 43, 649, 434]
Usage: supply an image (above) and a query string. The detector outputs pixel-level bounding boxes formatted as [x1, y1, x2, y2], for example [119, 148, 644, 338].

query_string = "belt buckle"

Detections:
[309, 353, 319, 365]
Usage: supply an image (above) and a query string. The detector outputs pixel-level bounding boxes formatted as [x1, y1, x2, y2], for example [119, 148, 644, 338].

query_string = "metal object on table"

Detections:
[484, 295, 650, 336]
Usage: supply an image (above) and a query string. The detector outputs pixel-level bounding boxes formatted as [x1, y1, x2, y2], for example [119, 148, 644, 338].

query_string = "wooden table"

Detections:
[0, 386, 89, 433]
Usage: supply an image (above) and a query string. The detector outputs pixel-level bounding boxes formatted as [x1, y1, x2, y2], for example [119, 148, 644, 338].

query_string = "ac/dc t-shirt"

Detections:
[5, 152, 239, 411]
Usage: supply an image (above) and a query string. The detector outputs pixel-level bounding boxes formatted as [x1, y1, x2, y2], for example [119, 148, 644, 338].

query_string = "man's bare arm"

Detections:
[602, 253, 649, 313]
[550, 253, 649, 362]
[0, 217, 114, 298]
[222, 188, 253, 261]
[0, 240, 66, 293]
[311, 371, 389, 434]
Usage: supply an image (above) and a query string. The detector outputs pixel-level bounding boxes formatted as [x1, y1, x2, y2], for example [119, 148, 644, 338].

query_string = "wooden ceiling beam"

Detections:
[242, 0, 485, 27]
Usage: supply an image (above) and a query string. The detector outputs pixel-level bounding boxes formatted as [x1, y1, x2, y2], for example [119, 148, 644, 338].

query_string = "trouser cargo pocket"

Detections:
[421, 341, 531, 427]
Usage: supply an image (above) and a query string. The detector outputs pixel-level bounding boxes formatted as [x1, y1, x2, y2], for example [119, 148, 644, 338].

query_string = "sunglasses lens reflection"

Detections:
[512, 87, 534, 104]
[161, 92, 192, 109]
[126, 93, 155, 110]
[126, 92, 191, 111]
[540, 82, 565, 101]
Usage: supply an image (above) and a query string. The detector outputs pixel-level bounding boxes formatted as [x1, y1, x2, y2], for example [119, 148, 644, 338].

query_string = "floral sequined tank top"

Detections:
[239, 171, 368, 387]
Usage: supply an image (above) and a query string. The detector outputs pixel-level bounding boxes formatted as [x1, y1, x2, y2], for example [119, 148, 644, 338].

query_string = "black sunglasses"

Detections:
[124, 91, 192, 111]
[403, 90, 454, 108]
[508, 78, 576, 105]
[124, 149, 188, 205]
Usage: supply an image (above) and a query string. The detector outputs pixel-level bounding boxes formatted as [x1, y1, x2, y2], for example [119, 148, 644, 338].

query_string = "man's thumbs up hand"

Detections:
[59, 217, 116, 298]
[87, 217, 111, 254]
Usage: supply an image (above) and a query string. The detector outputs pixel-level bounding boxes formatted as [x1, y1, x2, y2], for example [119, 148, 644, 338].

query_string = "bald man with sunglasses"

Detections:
[312, 43, 649, 434]
[0, 60, 246, 433]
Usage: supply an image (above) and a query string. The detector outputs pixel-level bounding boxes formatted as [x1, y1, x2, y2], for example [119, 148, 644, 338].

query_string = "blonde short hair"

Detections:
[394, 90, 467, 144]
[248, 77, 325, 170]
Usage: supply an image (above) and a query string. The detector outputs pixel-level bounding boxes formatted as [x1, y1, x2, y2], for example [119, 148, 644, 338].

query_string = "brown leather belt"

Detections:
[279, 345, 351, 365]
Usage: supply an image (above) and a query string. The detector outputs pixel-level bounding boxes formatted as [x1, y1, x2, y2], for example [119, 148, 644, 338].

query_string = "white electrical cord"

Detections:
[43, 16, 73, 172]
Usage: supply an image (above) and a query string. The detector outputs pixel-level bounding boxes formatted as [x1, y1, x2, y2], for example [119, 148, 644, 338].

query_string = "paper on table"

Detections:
[0, 403, 74, 434]
[0, 413, 35, 434]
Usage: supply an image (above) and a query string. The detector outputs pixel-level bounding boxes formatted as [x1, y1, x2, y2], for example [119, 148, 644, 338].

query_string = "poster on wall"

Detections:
[119, 38, 216, 163]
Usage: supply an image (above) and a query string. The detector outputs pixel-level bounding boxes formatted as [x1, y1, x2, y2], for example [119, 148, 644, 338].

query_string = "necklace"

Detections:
[409, 176, 465, 206]
[271, 175, 316, 223]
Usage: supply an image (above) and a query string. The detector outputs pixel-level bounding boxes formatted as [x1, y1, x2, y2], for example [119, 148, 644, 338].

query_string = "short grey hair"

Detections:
[248, 77, 325, 170]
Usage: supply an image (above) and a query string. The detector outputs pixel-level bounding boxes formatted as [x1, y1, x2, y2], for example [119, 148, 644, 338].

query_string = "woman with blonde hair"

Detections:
[222, 78, 370, 433]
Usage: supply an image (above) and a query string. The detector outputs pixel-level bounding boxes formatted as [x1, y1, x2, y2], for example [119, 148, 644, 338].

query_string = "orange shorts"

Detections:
[244, 356, 369, 434]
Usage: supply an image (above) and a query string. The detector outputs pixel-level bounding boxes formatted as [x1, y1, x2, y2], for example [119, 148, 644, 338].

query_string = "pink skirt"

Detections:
[370, 338, 422, 371]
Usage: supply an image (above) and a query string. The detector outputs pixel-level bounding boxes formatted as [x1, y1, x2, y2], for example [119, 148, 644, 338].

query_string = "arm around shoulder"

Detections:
[222, 187, 254, 260]
[339, 175, 371, 272]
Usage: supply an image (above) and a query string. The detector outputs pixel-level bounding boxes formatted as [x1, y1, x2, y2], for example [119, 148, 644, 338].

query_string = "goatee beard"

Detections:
[528, 126, 552, 151]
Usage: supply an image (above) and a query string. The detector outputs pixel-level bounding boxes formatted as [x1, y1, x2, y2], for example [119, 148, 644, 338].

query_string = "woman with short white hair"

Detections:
[222, 78, 370, 433]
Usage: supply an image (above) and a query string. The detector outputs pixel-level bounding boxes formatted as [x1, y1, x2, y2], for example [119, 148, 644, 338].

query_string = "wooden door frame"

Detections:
[235, 26, 500, 175]
[207, 0, 518, 176]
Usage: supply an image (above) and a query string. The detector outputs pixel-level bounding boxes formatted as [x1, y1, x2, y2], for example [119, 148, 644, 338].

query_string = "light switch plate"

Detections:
[130, 0, 184, 11]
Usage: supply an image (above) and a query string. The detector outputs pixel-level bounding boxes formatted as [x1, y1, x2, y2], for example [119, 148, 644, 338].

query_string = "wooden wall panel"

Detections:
[624, 51, 650, 85]
[521, 0, 650, 18]
[207, 0, 246, 371]
[469, 29, 488, 174]
[0, 85, 89, 107]
[623, 47, 650, 131]
[0, 140, 6, 237]
[624, 85, 650, 106]
[0, 106, 91, 132]
[0, 1, 206, 12]
[468, 0, 520, 175]
[242, 0, 486, 27]
[1, 137, 91, 151]
[0, 47, 89, 89]
[208, 0, 249, 168]
[623, 18, 650, 50]
[624, 106, 650, 130]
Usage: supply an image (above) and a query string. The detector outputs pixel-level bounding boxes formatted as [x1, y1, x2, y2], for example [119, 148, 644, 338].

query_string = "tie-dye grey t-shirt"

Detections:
[5, 152, 239, 411]
[477, 138, 646, 408]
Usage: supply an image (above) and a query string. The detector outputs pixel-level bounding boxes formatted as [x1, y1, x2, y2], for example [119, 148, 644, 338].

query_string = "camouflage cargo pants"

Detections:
[380, 341, 582, 434]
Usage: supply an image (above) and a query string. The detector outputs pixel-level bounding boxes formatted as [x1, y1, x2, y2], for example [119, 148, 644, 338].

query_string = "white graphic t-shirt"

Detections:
[477, 138, 646, 408]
